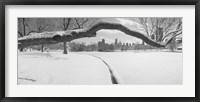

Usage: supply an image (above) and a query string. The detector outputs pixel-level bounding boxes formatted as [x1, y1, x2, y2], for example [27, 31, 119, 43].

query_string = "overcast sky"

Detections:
[72, 18, 144, 45]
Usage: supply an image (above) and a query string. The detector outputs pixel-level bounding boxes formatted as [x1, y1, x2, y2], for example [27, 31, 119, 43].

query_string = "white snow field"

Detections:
[18, 51, 182, 85]
[18, 51, 112, 85]
[79, 51, 183, 85]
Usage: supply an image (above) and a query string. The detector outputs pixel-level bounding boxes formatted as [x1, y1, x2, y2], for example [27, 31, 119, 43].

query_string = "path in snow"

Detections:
[81, 54, 121, 84]
[88, 55, 119, 84]
[79, 51, 183, 85]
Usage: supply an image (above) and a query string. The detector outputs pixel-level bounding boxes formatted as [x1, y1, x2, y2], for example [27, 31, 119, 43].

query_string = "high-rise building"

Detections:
[119, 41, 122, 45]
[115, 38, 118, 45]
[102, 39, 105, 44]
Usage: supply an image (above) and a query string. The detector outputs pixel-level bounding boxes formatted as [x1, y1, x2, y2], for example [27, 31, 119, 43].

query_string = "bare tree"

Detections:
[57, 18, 72, 54]
[34, 18, 50, 33]
[133, 18, 153, 45]
[71, 18, 98, 30]
[57, 18, 99, 54]
[18, 18, 34, 37]
[34, 18, 51, 52]
[133, 18, 182, 45]
[18, 18, 53, 52]
[18, 18, 37, 51]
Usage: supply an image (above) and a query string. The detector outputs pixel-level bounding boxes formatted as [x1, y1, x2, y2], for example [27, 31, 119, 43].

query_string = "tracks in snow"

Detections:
[18, 77, 36, 82]
[85, 54, 123, 84]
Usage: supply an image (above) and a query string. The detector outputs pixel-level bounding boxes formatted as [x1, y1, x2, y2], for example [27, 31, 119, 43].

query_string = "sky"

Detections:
[72, 18, 144, 45]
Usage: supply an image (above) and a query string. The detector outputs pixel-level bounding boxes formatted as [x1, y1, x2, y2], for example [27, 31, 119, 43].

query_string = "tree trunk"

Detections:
[41, 44, 44, 52]
[63, 41, 68, 54]
[19, 48, 24, 52]
[142, 41, 145, 45]
[171, 48, 174, 52]
[22, 18, 26, 36]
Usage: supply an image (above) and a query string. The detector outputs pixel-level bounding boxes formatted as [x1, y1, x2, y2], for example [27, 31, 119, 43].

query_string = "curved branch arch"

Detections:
[18, 22, 181, 48]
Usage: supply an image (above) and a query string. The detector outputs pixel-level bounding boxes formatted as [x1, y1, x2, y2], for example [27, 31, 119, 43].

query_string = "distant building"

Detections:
[98, 38, 137, 51]
[115, 38, 118, 45]
[119, 41, 122, 45]
[98, 39, 113, 51]
[102, 39, 105, 44]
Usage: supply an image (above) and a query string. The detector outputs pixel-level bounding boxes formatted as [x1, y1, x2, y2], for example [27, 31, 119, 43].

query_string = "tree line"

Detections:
[18, 17, 182, 53]
[18, 18, 99, 53]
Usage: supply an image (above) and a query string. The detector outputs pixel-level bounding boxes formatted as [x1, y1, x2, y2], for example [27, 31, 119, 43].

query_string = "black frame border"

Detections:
[0, 0, 199, 102]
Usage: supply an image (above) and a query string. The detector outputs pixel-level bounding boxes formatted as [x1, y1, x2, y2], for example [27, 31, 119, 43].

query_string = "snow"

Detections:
[18, 31, 73, 41]
[18, 51, 112, 85]
[79, 51, 183, 85]
[18, 29, 90, 41]
[18, 51, 182, 85]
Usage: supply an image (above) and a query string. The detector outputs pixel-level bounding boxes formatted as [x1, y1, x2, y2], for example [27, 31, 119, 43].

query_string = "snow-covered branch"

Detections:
[18, 22, 181, 48]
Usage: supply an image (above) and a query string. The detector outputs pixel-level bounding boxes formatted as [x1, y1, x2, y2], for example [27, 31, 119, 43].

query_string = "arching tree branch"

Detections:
[18, 22, 181, 48]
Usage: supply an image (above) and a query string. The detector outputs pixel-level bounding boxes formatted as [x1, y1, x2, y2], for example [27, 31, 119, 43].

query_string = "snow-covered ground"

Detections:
[18, 51, 112, 85]
[79, 51, 183, 85]
[18, 50, 182, 85]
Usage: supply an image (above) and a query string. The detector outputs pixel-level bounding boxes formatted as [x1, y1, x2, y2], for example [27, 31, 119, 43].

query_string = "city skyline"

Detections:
[71, 18, 143, 45]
